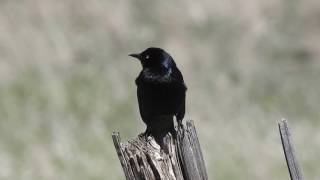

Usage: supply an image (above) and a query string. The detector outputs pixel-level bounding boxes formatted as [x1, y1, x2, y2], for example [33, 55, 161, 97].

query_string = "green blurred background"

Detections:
[0, 0, 319, 179]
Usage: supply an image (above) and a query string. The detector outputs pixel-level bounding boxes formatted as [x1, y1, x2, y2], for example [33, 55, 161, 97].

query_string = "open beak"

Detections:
[129, 53, 141, 60]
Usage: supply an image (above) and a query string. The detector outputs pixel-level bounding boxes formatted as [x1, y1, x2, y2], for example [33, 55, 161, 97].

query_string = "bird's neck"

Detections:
[136, 67, 172, 85]
[143, 66, 172, 78]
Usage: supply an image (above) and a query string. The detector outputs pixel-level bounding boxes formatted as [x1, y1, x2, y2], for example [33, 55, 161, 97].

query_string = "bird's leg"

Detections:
[144, 127, 152, 137]
[176, 119, 184, 138]
[177, 119, 183, 129]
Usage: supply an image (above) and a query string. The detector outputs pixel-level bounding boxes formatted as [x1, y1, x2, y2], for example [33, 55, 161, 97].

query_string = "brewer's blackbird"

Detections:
[129, 47, 187, 139]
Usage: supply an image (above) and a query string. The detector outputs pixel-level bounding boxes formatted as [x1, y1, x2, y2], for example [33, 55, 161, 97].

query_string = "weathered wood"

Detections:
[278, 119, 303, 180]
[177, 121, 208, 180]
[112, 120, 208, 180]
[112, 132, 136, 180]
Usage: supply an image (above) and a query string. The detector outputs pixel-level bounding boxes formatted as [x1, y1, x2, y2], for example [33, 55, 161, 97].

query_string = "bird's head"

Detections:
[129, 47, 175, 69]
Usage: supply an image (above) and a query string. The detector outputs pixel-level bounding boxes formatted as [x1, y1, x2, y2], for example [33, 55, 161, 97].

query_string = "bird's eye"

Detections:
[145, 55, 150, 59]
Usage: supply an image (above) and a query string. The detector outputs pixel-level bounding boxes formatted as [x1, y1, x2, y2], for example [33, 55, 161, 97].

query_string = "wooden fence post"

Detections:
[112, 120, 208, 180]
[278, 119, 304, 180]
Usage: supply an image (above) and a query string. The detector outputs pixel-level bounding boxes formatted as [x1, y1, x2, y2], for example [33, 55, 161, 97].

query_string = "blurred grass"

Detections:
[0, 0, 320, 179]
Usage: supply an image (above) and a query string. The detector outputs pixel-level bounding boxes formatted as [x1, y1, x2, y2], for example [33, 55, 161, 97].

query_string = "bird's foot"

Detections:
[177, 121, 183, 130]
[176, 121, 184, 138]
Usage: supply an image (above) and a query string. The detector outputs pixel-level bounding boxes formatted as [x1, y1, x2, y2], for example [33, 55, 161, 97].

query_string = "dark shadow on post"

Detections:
[112, 120, 208, 180]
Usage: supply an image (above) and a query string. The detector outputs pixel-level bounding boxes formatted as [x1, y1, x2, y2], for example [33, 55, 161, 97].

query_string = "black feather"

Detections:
[130, 47, 187, 144]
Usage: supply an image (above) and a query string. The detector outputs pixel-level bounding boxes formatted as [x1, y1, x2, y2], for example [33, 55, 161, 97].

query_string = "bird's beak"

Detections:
[129, 53, 141, 60]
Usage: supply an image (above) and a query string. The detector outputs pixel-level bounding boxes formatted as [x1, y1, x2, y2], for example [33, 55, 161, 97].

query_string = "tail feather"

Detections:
[145, 115, 175, 148]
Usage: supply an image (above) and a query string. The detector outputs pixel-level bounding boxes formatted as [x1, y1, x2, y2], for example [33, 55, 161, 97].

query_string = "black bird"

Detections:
[129, 47, 187, 140]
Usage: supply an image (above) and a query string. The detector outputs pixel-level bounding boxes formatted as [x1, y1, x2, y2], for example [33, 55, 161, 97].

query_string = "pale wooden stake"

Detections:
[278, 119, 304, 180]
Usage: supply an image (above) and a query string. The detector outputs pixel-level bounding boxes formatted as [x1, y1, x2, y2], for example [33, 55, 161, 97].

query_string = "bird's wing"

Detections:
[137, 85, 148, 124]
[172, 67, 187, 122]
[172, 68, 187, 89]
[175, 91, 185, 122]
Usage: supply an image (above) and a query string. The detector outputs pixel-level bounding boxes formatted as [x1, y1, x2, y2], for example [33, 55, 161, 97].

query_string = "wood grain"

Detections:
[112, 120, 207, 180]
[278, 119, 303, 180]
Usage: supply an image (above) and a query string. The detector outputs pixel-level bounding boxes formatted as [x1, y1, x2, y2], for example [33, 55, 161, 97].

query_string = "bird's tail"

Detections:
[145, 115, 175, 149]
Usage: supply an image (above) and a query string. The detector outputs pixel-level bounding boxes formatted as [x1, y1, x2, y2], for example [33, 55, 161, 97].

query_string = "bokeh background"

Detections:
[0, 0, 319, 179]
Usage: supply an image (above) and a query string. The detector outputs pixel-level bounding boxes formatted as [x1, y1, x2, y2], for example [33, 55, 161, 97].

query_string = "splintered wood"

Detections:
[112, 120, 208, 180]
